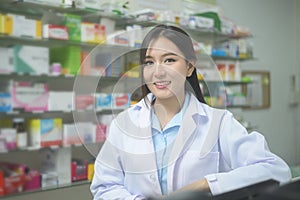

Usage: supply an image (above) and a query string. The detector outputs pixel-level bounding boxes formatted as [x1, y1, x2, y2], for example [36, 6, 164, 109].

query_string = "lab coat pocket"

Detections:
[182, 151, 219, 184]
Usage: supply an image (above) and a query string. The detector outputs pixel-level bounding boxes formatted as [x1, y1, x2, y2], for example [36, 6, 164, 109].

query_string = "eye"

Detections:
[144, 60, 154, 67]
[164, 58, 176, 64]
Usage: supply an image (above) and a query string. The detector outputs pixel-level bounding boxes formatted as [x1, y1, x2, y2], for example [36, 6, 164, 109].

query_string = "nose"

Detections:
[153, 63, 166, 77]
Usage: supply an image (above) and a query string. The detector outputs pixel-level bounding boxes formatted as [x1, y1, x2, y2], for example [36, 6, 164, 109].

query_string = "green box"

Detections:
[50, 46, 81, 75]
[62, 14, 81, 42]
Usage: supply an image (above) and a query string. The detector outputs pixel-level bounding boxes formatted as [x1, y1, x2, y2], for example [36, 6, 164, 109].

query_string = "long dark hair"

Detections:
[139, 24, 206, 104]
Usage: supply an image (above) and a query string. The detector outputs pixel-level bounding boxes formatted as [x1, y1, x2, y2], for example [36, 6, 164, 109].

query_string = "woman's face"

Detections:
[143, 36, 194, 101]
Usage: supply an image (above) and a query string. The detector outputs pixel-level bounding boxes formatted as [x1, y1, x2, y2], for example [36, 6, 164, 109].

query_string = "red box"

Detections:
[0, 163, 26, 196]
[71, 159, 88, 182]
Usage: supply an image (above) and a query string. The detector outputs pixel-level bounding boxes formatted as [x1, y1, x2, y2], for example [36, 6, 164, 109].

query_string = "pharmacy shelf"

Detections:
[0, 34, 137, 51]
[0, 179, 91, 199]
[0, 141, 104, 154]
[0, 0, 128, 20]
[122, 19, 252, 43]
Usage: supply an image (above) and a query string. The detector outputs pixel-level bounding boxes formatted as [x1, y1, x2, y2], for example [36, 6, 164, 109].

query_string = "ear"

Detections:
[187, 62, 195, 77]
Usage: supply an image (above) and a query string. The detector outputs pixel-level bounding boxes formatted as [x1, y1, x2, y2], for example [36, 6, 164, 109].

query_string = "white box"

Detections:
[0, 47, 13, 74]
[75, 122, 96, 144]
[8, 13, 41, 38]
[48, 91, 74, 111]
[63, 124, 81, 146]
[12, 45, 49, 74]
[39, 147, 71, 186]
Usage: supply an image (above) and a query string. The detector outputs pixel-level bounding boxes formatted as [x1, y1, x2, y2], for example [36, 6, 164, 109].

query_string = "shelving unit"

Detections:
[0, 1, 255, 198]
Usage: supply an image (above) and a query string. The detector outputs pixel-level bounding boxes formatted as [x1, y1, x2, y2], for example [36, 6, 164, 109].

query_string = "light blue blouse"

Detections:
[151, 93, 190, 195]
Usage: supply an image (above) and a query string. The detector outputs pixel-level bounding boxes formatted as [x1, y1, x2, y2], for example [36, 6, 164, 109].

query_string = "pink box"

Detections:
[12, 81, 49, 112]
[24, 170, 41, 191]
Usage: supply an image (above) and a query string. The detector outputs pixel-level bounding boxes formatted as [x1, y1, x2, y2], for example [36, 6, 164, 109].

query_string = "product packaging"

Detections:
[11, 81, 49, 112]
[62, 14, 81, 42]
[39, 146, 71, 187]
[12, 45, 49, 74]
[81, 22, 106, 44]
[43, 24, 69, 40]
[48, 91, 74, 111]
[27, 118, 62, 148]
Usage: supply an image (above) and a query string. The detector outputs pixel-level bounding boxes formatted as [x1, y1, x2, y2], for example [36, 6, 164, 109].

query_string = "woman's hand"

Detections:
[172, 179, 210, 194]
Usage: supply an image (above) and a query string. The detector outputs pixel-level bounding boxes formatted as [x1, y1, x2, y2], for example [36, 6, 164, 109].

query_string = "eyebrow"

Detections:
[145, 52, 179, 59]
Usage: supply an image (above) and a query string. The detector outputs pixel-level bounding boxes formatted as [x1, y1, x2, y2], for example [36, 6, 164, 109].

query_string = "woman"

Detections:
[90, 25, 291, 199]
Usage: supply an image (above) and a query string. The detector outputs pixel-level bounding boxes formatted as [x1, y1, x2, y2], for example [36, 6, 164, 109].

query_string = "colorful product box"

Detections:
[12, 45, 49, 74]
[75, 94, 94, 110]
[0, 13, 13, 35]
[7, 13, 41, 38]
[27, 118, 62, 148]
[0, 163, 26, 196]
[43, 24, 69, 40]
[95, 93, 113, 110]
[62, 14, 81, 42]
[50, 46, 81, 75]
[87, 163, 94, 182]
[0, 128, 17, 151]
[81, 22, 106, 44]
[0, 93, 12, 112]
[12, 81, 49, 112]
[112, 93, 131, 109]
[24, 170, 41, 191]
[71, 159, 88, 182]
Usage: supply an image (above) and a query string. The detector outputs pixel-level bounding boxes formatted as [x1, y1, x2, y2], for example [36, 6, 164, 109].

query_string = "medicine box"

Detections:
[11, 81, 49, 112]
[50, 46, 81, 75]
[81, 22, 106, 44]
[27, 118, 62, 148]
[39, 147, 71, 187]
[63, 124, 82, 146]
[74, 94, 94, 110]
[112, 93, 131, 109]
[0, 47, 13, 74]
[0, 13, 13, 35]
[95, 93, 113, 110]
[48, 91, 74, 111]
[0, 93, 12, 112]
[12, 45, 49, 74]
[7, 13, 41, 38]
[62, 14, 81, 42]
[71, 159, 88, 182]
[75, 122, 96, 144]
[0, 162, 26, 196]
[43, 24, 69, 40]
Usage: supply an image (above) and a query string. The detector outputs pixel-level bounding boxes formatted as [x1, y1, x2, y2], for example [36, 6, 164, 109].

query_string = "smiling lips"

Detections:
[153, 81, 171, 89]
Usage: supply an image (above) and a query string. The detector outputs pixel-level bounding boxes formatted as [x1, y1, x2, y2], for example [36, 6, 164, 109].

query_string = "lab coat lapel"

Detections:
[167, 95, 200, 191]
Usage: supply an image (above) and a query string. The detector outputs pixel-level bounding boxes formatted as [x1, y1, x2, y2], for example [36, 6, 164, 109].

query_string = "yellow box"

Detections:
[36, 20, 42, 39]
[0, 14, 13, 35]
[28, 118, 62, 148]
[87, 163, 94, 182]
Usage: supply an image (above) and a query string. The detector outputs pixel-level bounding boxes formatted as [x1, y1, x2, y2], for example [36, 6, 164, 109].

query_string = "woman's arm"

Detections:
[205, 111, 291, 195]
[90, 120, 146, 200]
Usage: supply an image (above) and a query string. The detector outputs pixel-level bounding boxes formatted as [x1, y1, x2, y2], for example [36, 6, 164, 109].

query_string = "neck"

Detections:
[153, 93, 185, 129]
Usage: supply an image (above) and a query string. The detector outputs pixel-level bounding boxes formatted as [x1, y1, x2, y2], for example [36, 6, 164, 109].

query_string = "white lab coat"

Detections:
[90, 93, 291, 200]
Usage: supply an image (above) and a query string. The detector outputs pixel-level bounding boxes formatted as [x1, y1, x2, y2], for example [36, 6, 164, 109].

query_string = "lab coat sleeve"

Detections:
[90, 120, 146, 200]
[205, 111, 291, 195]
